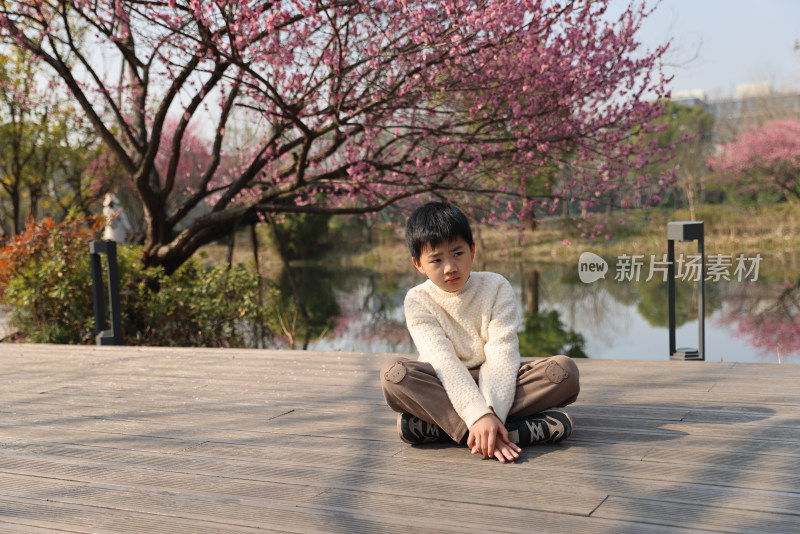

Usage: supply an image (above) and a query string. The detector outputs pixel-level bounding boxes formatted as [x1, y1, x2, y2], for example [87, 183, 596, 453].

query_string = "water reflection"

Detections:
[272, 264, 341, 349]
[307, 267, 416, 354]
[293, 260, 799, 363]
[717, 277, 800, 360]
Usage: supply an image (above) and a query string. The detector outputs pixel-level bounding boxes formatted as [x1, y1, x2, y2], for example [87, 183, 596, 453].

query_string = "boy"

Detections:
[380, 201, 580, 462]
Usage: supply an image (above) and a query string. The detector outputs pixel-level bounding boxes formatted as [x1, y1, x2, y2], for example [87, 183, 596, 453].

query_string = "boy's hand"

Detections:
[467, 413, 522, 463]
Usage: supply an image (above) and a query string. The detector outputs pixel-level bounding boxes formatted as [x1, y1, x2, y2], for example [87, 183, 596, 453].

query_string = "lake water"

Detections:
[295, 256, 799, 364]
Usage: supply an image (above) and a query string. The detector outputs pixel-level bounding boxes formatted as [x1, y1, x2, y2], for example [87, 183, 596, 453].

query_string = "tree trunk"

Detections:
[28, 187, 41, 223]
[226, 221, 237, 270]
[250, 222, 263, 346]
[10, 186, 21, 236]
[526, 270, 540, 316]
[250, 223, 260, 273]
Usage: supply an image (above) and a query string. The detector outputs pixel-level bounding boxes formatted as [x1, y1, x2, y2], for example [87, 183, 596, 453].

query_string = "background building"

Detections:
[673, 84, 800, 144]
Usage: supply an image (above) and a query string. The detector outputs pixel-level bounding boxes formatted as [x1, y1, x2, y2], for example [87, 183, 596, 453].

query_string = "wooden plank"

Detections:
[3, 345, 800, 534]
[568, 390, 800, 407]
[13, 413, 799, 505]
[574, 415, 800, 442]
[0, 495, 271, 534]
[293, 440, 800, 517]
[570, 430, 800, 458]
[8, 428, 407, 459]
[394, 442, 800, 493]
[0, 460, 324, 504]
[0, 442, 606, 517]
[0, 472, 88, 495]
[591, 496, 800, 533]
[299, 488, 699, 534]
[567, 404, 692, 421]
[640, 447, 800, 474]
[11, 429, 800, 517]
[0, 523, 71, 534]
[0, 492, 455, 534]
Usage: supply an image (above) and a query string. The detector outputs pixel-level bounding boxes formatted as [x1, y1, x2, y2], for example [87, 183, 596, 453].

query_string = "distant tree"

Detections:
[0, 49, 118, 235]
[47, 120, 124, 223]
[652, 101, 714, 219]
[0, 49, 60, 236]
[709, 118, 800, 203]
[0, 0, 672, 272]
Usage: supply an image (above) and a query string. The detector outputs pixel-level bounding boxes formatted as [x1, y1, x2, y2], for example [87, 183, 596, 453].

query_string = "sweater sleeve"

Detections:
[478, 278, 522, 423]
[404, 293, 492, 428]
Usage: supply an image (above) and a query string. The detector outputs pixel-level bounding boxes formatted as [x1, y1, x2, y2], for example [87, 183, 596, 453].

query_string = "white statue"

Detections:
[102, 193, 131, 243]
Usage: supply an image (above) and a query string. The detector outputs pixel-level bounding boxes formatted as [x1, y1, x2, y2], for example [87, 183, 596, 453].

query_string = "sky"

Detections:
[611, 0, 800, 99]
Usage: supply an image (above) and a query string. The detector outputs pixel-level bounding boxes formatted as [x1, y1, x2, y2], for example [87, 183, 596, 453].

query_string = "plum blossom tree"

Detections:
[0, 0, 672, 272]
[155, 116, 214, 213]
[709, 118, 800, 203]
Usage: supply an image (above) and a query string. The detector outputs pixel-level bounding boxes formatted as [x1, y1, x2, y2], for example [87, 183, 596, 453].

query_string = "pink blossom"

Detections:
[0, 0, 673, 270]
[709, 119, 800, 201]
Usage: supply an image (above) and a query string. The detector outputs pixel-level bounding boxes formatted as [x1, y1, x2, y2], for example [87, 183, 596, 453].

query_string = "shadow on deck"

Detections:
[0, 344, 799, 533]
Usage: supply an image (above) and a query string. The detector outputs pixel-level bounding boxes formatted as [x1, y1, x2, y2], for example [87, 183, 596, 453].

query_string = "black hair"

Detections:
[405, 201, 474, 261]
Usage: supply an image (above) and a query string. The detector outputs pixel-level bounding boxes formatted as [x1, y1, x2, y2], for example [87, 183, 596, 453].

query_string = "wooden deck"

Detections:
[1, 344, 799, 533]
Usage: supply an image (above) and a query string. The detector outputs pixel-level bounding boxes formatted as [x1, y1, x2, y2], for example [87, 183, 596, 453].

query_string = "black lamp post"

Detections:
[667, 221, 705, 361]
[90, 240, 122, 345]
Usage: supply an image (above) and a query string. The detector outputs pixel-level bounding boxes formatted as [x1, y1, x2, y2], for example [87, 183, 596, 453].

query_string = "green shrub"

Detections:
[0, 215, 104, 343]
[0, 216, 277, 347]
[120, 251, 275, 347]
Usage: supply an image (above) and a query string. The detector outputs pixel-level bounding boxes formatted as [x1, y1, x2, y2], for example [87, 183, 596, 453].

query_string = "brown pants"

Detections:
[380, 355, 580, 443]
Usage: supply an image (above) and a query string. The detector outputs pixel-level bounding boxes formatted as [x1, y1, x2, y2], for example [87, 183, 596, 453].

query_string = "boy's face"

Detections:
[412, 237, 475, 293]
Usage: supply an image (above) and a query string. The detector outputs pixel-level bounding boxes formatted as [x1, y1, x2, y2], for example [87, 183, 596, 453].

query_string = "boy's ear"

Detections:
[411, 256, 426, 275]
[470, 241, 475, 259]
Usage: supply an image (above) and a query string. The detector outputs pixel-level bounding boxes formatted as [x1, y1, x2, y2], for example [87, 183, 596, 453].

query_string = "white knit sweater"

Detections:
[404, 271, 522, 428]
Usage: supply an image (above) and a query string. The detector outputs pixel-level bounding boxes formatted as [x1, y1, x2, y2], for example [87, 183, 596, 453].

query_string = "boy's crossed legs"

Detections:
[381, 355, 580, 449]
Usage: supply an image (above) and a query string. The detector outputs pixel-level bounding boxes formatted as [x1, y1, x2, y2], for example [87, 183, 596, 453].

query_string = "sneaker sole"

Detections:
[397, 413, 416, 445]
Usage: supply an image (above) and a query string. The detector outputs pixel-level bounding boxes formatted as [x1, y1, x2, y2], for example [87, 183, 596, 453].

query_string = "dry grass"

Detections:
[489, 204, 800, 262]
[195, 234, 285, 279]
[196, 203, 800, 277]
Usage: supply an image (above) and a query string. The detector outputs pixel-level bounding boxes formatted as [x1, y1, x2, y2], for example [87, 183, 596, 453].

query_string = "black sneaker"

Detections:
[505, 409, 574, 446]
[397, 413, 448, 445]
